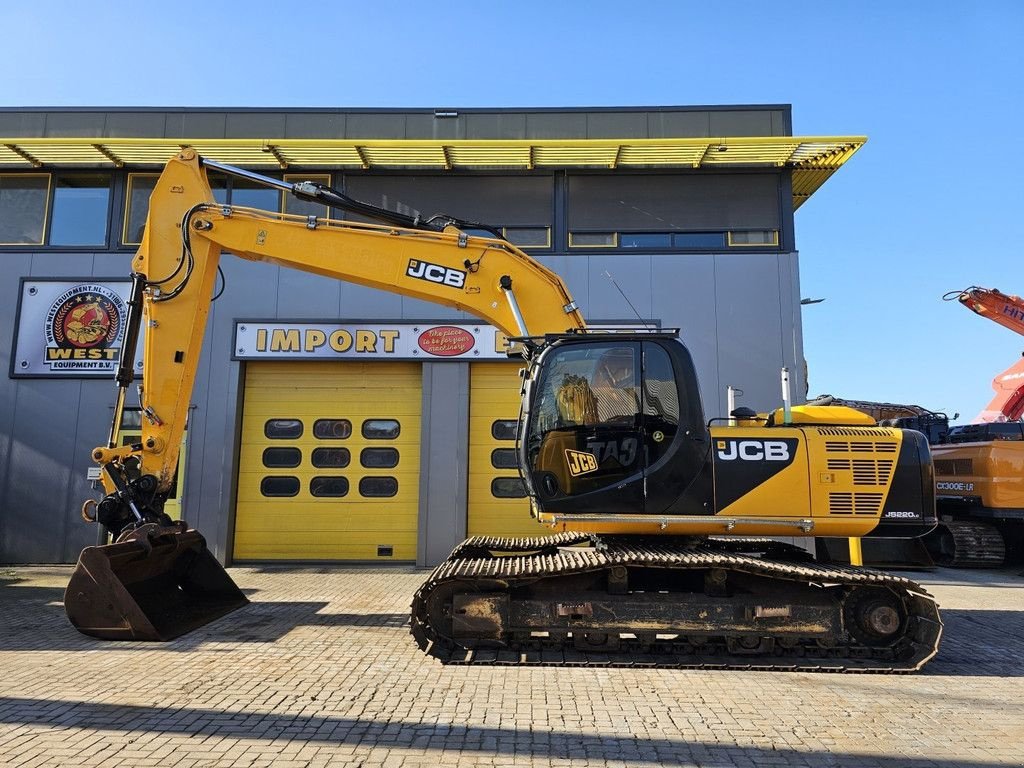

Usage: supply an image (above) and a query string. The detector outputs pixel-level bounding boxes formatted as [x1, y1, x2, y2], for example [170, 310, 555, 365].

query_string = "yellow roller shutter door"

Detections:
[467, 362, 545, 537]
[234, 361, 421, 561]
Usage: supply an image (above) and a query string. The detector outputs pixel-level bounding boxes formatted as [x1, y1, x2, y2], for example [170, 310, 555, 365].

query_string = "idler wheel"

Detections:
[844, 587, 906, 647]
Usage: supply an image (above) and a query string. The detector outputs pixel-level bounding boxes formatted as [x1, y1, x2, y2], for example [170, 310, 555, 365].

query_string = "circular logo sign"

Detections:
[44, 284, 127, 372]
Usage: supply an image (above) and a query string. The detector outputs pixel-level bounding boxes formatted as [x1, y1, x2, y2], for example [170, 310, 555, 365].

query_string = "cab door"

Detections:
[525, 341, 646, 515]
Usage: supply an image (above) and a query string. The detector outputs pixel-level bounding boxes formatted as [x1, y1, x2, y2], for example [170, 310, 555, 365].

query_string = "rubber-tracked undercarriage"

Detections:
[411, 534, 942, 673]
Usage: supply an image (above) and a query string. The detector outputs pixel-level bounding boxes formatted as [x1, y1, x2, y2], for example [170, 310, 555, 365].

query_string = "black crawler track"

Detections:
[930, 520, 1005, 567]
[410, 534, 942, 673]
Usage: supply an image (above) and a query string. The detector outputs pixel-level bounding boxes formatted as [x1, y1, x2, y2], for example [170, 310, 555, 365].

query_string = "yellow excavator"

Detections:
[65, 150, 943, 671]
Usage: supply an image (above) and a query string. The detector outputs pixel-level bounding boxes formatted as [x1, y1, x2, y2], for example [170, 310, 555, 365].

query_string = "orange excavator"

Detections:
[926, 287, 1024, 565]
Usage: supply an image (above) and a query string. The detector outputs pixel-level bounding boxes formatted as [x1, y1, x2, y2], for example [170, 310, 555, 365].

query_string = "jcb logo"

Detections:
[716, 440, 791, 462]
[406, 259, 466, 289]
[565, 449, 599, 477]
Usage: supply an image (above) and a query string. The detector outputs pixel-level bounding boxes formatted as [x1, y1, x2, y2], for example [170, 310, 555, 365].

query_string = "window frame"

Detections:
[727, 229, 780, 247]
[47, 171, 115, 248]
[0, 172, 52, 246]
[121, 172, 160, 247]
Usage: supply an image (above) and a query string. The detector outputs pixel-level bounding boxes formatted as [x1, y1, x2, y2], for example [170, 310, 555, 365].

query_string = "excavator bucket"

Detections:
[64, 528, 248, 641]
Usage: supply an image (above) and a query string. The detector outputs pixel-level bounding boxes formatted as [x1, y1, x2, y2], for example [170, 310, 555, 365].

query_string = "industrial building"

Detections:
[0, 105, 862, 565]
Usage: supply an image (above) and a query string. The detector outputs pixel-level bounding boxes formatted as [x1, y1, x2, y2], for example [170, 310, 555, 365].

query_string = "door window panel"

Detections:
[261, 476, 300, 497]
[265, 419, 304, 439]
[313, 419, 351, 439]
[311, 476, 349, 498]
[311, 447, 351, 468]
[262, 447, 301, 468]
[362, 419, 400, 439]
[361, 448, 399, 468]
[359, 477, 398, 497]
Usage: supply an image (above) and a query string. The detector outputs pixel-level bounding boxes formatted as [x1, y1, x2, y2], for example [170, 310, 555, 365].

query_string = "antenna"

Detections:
[602, 271, 655, 330]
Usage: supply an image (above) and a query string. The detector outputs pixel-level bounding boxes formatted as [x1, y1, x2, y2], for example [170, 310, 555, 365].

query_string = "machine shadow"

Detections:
[5, 577, 1024, 677]
[0, 583, 409, 652]
[0, 695, 1009, 768]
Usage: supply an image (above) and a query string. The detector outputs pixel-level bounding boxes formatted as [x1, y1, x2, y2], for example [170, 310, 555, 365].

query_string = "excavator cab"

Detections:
[520, 333, 712, 518]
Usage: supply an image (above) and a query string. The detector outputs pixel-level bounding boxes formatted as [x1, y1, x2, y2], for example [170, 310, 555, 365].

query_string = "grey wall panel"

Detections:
[583, 254, 654, 321]
[43, 112, 106, 137]
[344, 174, 553, 226]
[781, 251, 806, 402]
[525, 113, 588, 139]
[91, 252, 134, 276]
[0, 253, 33, 561]
[3, 381, 82, 561]
[651, 254, 721, 418]
[62, 383, 119, 559]
[284, 112, 346, 139]
[339, 282, 403, 318]
[587, 112, 649, 139]
[648, 111, 710, 138]
[417, 362, 469, 566]
[400, 297, 465, 321]
[103, 113, 167, 138]
[170, 112, 227, 139]
[534, 255, 591, 326]
[404, 114, 459, 140]
[567, 173, 781, 231]
[0, 112, 46, 136]
[276, 271, 342, 319]
[713, 253, 788, 414]
[345, 114, 405, 139]
[709, 110, 778, 137]
[225, 113, 288, 139]
[29, 253, 95, 276]
[465, 114, 528, 140]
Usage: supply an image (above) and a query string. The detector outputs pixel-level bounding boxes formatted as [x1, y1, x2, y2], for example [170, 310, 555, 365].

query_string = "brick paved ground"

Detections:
[1, 563, 1021, 768]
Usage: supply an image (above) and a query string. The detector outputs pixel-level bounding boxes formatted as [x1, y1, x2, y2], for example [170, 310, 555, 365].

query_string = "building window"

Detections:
[728, 230, 779, 246]
[49, 174, 112, 246]
[0, 174, 50, 245]
[620, 233, 672, 249]
[676, 232, 726, 248]
[230, 177, 279, 210]
[123, 174, 159, 246]
[503, 226, 550, 248]
[283, 174, 331, 219]
[569, 232, 617, 248]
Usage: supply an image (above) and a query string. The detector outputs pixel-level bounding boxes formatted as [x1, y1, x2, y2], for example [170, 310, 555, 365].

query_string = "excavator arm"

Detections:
[95, 149, 584, 507]
[66, 149, 585, 640]
[947, 286, 1024, 422]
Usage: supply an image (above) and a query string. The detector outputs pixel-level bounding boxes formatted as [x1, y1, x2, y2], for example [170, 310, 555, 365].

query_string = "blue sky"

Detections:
[3, 1, 1022, 421]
